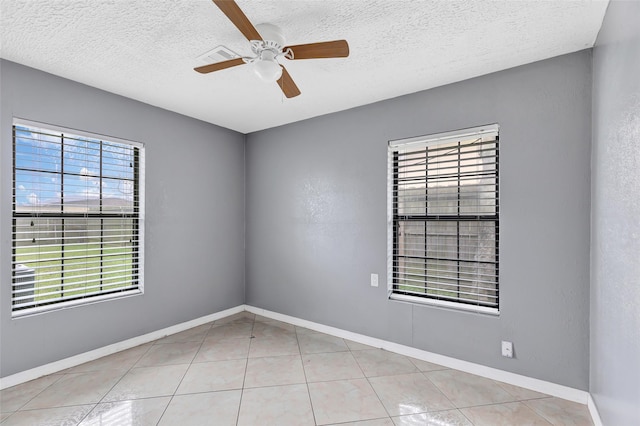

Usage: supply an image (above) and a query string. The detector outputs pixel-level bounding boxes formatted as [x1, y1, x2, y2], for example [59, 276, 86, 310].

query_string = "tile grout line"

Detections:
[235, 313, 257, 426]
[55, 342, 157, 425]
[421, 369, 539, 412]
[153, 320, 215, 426]
[0, 373, 65, 417]
[296, 326, 319, 426]
[363, 374, 393, 422]
[348, 340, 394, 424]
[521, 399, 567, 426]
[353, 350, 468, 424]
[417, 369, 461, 418]
[52, 344, 153, 425]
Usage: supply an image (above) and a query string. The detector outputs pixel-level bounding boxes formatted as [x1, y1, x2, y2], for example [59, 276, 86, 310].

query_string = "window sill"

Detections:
[389, 293, 499, 316]
[11, 289, 143, 319]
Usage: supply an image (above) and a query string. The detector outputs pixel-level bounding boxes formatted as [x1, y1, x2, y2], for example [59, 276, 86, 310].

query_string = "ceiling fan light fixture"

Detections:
[253, 50, 282, 82]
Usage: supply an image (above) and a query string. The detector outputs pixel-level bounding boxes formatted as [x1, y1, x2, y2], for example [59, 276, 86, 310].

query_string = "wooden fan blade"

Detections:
[284, 40, 349, 60]
[212, 0, 262, 41]
[277, 66, 301, 98]
[194, 57, 245, 74]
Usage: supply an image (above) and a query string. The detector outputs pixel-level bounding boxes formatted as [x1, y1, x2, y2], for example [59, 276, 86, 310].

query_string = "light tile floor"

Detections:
[0, 312, 594, 425]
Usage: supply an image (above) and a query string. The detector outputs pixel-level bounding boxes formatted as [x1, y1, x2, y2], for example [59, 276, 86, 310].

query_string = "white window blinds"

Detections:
[388, 124, 499, 313]
[11, 120, 145, 316]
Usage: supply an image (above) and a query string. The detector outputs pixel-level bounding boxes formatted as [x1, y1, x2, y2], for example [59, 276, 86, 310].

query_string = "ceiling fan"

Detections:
[195, 0, 350, 98]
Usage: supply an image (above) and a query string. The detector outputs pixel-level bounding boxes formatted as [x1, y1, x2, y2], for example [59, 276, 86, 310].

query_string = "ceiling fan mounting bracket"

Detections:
[251, 39, 282, 55]
[245, 40, 293, 64]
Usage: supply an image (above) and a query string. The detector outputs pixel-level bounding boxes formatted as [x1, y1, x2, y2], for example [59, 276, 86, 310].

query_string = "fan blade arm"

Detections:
[277, 66, 301, 98]
[212, 0, 262, 41]
[194, 57, 246, 74]
[284, 40, 349, 60]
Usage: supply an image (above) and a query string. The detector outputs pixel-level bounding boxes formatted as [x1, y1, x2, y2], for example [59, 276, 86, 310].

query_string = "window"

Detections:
[388, 124, 499, 314]
[11, 120, 145, 316]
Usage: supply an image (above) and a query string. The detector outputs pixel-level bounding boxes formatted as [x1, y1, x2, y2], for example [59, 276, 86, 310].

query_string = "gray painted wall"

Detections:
[0, 60, 245, 377]
[591, 1, 640, 424]
[246, 51, 592, 390]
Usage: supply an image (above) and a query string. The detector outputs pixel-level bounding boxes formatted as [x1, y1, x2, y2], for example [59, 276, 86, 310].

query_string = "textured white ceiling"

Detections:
[0, 0, 608, 134]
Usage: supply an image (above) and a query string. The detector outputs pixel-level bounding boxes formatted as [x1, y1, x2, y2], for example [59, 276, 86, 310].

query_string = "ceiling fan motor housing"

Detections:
[250, 24, 292, 62]
[255, 23, 286, 47]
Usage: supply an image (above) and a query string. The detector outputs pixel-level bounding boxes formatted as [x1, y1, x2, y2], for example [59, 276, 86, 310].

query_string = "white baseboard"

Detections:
[0, 305, 245, 390]
[245, 305, 590, 405]
[588, 394, 604, 426]
[2, 302, 597, 425]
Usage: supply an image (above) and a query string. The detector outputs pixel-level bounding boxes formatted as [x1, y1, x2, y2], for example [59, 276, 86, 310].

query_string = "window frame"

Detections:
[387, 124, 500, 315]
[11, 118, 145, 318]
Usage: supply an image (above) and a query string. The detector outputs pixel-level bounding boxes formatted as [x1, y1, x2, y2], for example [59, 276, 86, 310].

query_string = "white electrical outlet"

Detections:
[501, 341, 513, 358]
[370, 273, 379, 287]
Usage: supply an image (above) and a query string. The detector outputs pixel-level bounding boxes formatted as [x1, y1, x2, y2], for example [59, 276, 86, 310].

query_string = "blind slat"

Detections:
[390, 126, 499, 311]
[11, 122, 144, 314]
[394, 279, 498, 295]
